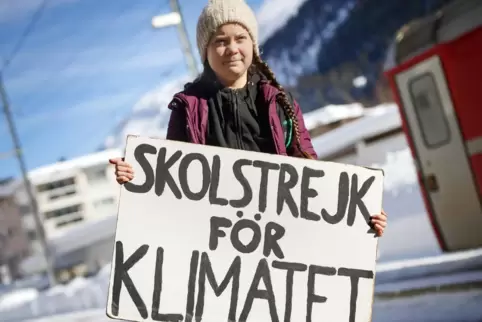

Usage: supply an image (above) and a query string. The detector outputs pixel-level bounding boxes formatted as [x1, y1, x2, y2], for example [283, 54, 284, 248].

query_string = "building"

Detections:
[0, 178, 30, 283]
[25, 149, 122, 240]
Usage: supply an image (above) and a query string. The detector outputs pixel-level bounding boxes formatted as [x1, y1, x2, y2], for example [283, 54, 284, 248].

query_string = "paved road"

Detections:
[373, 288, 482, 322]
[28, 287, 482, 322]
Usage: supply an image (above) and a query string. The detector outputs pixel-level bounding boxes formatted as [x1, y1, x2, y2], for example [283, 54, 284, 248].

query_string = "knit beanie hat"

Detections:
[196, 0, 260, 63]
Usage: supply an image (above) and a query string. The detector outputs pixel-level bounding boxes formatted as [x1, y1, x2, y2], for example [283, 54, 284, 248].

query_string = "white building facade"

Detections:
[21, 149, 122, 253]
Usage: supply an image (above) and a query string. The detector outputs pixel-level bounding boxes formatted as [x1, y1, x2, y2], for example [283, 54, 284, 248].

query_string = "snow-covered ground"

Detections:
[16, 286, 482, 322]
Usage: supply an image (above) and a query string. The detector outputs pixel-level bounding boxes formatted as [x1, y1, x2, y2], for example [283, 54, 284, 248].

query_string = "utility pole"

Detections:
[0, 76, 56, 287]
[152, 0, 199, 78]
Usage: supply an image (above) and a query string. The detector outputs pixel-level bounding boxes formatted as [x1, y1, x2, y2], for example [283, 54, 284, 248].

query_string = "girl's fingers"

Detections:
[371, 214, 387, 221]
[374, 223, 384, 236]
[116, 171, 133, 179]
[117, 175, 133, 183]
[371, 219, 387, 228]
[109, 158, 120, 165]
[116, 176, 127, 184]
[117, 165, 134, 173]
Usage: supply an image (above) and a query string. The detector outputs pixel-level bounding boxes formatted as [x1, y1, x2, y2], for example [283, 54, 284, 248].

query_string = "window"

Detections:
[37, 177, 76, 193]
[44, 204, 82, 219]
[49, 188, 76, 200]
[56, 216, 83, 228]
[409, 73, 451, 148]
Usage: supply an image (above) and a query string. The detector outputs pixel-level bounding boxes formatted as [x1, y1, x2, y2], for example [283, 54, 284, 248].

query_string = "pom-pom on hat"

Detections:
[196, 0, 260, 63]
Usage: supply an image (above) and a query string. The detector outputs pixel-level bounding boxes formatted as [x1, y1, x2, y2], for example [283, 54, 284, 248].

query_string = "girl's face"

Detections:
[206, 23, 253, 86]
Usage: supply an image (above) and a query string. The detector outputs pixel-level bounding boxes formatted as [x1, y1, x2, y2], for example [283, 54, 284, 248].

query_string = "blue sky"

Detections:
[0, 0, 263, 179]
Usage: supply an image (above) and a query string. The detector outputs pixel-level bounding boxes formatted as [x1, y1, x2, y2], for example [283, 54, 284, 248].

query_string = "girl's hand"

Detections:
[370, 209, 388, 237]
[109, 158, 134, 184]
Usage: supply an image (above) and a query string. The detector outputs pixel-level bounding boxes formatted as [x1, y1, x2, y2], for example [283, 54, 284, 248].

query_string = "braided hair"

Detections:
[252, 54, 314, 159]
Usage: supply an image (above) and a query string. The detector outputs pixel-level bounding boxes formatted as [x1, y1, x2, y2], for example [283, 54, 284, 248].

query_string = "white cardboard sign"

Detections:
[106, 135, 383, 322]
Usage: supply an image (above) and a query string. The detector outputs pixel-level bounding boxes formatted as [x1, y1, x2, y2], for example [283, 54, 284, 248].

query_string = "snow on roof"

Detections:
[312, 103, 402, 158]
[302, 103, 365, 131]
[28, 149, 122, 184]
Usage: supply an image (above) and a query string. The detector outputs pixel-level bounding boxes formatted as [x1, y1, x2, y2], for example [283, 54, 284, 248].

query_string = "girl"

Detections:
[110, 0, 387, 235]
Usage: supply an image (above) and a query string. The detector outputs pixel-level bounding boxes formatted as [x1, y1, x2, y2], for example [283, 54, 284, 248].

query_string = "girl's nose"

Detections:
[225, 43, 239, 55]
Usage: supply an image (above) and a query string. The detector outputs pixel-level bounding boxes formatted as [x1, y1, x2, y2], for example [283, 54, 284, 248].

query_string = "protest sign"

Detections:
[106, 135, 384, 322]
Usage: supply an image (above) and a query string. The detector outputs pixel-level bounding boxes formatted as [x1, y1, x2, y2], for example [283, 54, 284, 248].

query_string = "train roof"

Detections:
[386, 0, 482, 68]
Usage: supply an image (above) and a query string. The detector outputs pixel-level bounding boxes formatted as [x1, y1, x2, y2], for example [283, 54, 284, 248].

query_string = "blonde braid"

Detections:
[253, 54, 313, 159]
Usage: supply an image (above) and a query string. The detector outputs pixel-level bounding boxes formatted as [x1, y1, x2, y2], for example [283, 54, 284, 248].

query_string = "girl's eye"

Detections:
[215, 39, 226, 45]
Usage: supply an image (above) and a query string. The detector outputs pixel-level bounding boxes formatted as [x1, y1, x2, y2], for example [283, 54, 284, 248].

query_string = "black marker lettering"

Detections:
[124, 144, 156, 193]
[151, 247, 183, 321]
[272, 261, 307, 322]
[277, 163, 299, 218]
[263, 222, 285, 259]
[306, 265, 336, 322]
[155, 148, 182, 198]
[209, 155, 228, 206]
[253, 160, 281, 213]
[239, 259, 279, 322]
[321, 172, 349, 225]
[347, 175, 375, 226]
[338, 268, 374, 322]
[209, 216, 232, 251]
[195, 253, 241, 322]
[111, 241, 148, 318]
[300, 167, 324, 222]
[230, 159, 253, 208]
[184, 251, 199, 322]
[178, 153, 210, 201]
[230, 219, 261, 254]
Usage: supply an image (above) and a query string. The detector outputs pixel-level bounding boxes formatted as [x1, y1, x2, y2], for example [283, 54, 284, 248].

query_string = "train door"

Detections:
[394, 55, 482, 251]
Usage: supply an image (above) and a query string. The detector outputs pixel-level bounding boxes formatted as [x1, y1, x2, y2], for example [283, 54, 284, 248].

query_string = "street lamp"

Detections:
[151, 0, 199, 78]
[151, 12, 181, 29]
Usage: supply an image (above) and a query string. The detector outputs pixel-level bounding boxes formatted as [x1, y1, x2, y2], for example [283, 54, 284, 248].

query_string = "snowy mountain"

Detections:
[103, 77, 188, 149]
[260, 0, 453, 107]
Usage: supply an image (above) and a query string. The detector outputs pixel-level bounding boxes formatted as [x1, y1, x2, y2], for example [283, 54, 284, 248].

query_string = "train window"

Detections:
[409, 72, 451, 148]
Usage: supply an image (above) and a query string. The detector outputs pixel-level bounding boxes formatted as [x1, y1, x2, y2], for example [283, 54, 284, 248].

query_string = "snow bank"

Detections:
[0, 288, 38, 311]
[0, 267, 110, 322]
[303, 103, 365, 130]
[3, 248, 481, 322]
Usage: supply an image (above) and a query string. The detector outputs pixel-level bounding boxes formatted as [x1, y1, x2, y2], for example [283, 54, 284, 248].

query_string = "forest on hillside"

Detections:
[261, 0, 455, 110]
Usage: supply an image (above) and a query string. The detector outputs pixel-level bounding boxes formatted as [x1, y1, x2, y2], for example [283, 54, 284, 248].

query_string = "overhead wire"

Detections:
[1, 0, 50, 74]
[12, 0, 173, 116]
[2, 0, 182, 155]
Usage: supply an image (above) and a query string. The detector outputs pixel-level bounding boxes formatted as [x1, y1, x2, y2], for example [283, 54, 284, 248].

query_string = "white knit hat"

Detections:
[196, 0, 260, 63]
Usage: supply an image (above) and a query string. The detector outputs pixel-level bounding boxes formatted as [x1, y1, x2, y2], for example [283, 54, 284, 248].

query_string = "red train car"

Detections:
[384, 0, 482, 252]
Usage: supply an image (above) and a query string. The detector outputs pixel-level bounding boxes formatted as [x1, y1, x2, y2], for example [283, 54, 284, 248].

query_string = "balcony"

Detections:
[54, 212, 84, 228]
[47, 185, 77, 201]
[44, 211, 84, 233]
[37, 185, 82, 213]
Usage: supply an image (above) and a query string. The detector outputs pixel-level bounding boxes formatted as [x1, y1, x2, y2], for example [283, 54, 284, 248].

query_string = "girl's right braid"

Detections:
[253, 54, 313, 159]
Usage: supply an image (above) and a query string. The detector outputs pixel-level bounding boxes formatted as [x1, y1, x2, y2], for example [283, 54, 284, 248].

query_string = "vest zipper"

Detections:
[234, 91, 245, 150]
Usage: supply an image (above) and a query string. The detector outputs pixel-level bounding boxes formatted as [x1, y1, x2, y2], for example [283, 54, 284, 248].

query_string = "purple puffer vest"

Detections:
[165, 80, 317, 159]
